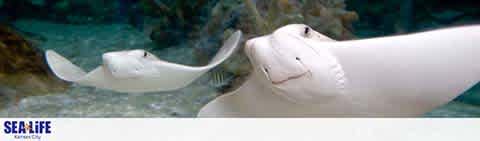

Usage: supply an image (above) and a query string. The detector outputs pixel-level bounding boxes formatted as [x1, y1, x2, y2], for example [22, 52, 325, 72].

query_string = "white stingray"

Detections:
[45, 31, 242, 93]
[198, 24, 480, 117]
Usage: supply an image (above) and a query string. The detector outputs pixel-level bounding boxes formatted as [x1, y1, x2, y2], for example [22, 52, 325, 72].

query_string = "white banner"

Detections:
[0, 118, 478, 141]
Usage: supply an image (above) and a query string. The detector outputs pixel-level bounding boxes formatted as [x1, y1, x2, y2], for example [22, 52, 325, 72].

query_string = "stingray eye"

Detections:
[295, 57, 301, 61]
[303, 27, 310, 37]
[143, 51, 148, 57]
[263, 68, 269, 73]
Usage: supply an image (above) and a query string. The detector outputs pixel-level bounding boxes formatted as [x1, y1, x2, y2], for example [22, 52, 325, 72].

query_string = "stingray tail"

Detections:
[45, 50, 87, 82]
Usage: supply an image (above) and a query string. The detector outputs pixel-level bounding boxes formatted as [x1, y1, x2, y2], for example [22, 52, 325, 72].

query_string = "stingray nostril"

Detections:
[143, 51, 147, 57]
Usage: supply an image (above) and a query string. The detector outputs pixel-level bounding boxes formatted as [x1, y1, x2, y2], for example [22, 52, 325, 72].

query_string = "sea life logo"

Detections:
[3, 121, 51, 140]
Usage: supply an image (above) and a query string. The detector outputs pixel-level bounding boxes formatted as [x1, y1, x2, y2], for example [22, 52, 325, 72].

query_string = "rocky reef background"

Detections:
[0, 0, 478, 117]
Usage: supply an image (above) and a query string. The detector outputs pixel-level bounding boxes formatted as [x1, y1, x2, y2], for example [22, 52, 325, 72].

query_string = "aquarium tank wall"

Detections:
[0, 0, 478, 117]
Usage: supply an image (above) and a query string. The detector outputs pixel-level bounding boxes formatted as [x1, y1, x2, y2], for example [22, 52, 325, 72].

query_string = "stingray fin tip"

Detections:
[45, 50, 87, 82]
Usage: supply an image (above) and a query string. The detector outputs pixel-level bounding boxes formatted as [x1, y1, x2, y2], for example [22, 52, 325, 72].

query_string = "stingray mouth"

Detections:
[270, 71, 309, 85]
[263, 58, 311, 85]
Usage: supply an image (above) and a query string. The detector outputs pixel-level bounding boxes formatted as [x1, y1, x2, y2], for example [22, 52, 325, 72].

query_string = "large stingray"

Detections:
[198, 24, 480, 117]
[45, 31, 242, 93]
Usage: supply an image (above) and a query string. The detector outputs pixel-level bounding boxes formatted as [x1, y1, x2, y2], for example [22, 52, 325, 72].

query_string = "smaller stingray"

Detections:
[46, 31, 242, 93]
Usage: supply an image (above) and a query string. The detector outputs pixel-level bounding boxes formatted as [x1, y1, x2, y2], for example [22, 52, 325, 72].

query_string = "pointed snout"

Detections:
[102, 53, 114, 62]
[102, 51, 129, 74]
[102, 51, 131, 68]
[102, 52, 115, 65]
[244, 35, 269, 60]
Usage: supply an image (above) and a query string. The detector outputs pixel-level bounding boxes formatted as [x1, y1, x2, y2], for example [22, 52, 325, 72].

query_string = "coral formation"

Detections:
[237, 0, 358, 39]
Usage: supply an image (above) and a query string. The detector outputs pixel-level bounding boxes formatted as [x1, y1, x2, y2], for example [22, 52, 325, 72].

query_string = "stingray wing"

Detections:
[207, 31, 243, 67]
[45, 50, 118, 89]
[322, 26, 480, 114]
[45, 50, 87, 82]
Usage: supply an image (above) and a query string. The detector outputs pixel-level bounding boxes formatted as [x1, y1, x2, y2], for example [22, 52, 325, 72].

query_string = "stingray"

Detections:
[198, 24, 480, 117]
[45, 31, 242, 93]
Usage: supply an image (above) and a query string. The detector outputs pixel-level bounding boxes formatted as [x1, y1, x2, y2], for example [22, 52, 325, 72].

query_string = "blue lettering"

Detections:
[39, 121, 44, 133]
[35, 121, 39, 133]
[45, 121, 51, 134]
[18, 121, 25, 134]
[11, 121, 17, 134]
[4, 121, 11, 133]
[4, 121, 52, 134]
[28, 121, 34, 134]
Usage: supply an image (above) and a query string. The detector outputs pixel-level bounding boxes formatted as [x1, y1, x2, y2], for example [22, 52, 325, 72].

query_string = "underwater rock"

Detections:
[149, 27, 184, 49]
[237, 0, 358, 40]
[0, 25, 68, 107]
[147, 0, 220, 49]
